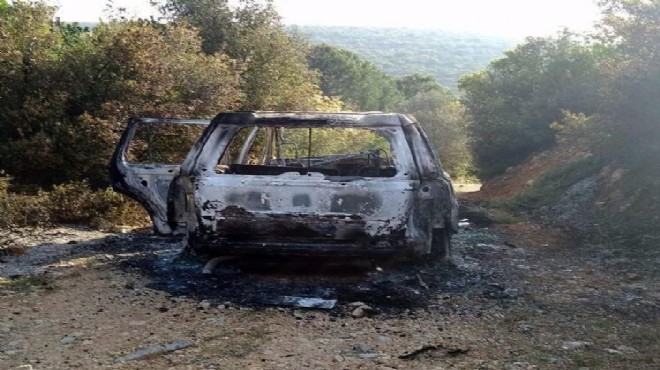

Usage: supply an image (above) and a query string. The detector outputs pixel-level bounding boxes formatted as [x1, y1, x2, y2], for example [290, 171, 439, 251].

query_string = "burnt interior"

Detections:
[217, 126, 398, 178]
[225, 163, 397, 177]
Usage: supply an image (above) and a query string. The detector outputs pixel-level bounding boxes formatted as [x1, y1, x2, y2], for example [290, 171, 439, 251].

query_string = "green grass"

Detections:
[0, 275, 50, 293]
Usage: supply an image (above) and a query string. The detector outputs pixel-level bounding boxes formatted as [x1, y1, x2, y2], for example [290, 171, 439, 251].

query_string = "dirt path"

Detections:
[1, 205, 658, 370]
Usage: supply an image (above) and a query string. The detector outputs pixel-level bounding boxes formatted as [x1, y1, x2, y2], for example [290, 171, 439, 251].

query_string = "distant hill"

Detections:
[292, 25, 517, 90]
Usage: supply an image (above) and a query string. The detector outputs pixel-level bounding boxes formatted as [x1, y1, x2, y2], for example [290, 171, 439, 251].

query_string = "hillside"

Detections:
[293, 25, 516, 90]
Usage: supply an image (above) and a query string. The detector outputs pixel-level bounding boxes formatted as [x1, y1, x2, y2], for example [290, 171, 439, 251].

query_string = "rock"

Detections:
[615, 345, 638, 354]
[110, 225, 131, 234]
[354, 343, 375, 353]
[199, 301, 211, 310]
[352, 304, 375, 318]
[332, 355, 344, 363]
[9, 365, 33, 370]
[625, 273, 642, 282]
[376, 335, 392, 342]
[115, 339, 193, 363]
[60, 336, 75, 345]
[7, 244, 26, 256]
[561, 341, 591, 350]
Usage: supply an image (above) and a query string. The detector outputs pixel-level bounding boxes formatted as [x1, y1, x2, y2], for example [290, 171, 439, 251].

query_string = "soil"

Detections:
[1, 202, 658, 370]
[464, 142, 590, 202]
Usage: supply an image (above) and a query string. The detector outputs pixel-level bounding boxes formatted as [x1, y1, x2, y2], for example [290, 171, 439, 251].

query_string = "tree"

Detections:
[402, 89, 473, 179]
[396, 73, 445, 100]
[308, 44, 404, 111]
[597, 0, 660, 164]
[459, 33, 606, 177]
[159, 0, 322, 111]
[0, 2, 243, 186]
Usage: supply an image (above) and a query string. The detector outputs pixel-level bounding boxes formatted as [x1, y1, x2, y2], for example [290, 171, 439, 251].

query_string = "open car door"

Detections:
[110, 118, 209, 235]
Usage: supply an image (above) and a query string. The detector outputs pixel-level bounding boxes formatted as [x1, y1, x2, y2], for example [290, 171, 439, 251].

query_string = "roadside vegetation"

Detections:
[461, 0, 660, 248]
[0, 0, 658, 252]
[0, 0, 474, 229]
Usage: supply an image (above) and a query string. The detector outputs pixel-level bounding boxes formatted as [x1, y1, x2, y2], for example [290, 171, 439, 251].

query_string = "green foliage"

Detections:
[160, 0, 322, 111]
[280, 128, 390, 157]
[396, 73, 445, 100]
[402, 89, 474, 179]
[460, 33, 606, 178]
[0, 2, 243, 187]
[308, 44, 404, 111]
[0, 173, 148, 228]
[596, 0, 660, 164]
[296, 25, 516, 91]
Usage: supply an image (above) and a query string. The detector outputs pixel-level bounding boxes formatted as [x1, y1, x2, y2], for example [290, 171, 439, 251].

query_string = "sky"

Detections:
[48, 0, 602, 39]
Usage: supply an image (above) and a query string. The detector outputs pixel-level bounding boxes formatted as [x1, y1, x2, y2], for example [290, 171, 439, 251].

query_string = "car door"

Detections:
[110, 118, 209, 235]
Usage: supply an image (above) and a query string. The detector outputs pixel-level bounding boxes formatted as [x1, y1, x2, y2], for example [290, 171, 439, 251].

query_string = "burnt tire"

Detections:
[430, 227, 452, 263]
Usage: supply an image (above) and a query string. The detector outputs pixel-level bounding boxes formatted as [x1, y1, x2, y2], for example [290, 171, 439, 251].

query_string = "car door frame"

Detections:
[110, 117, 210, 235]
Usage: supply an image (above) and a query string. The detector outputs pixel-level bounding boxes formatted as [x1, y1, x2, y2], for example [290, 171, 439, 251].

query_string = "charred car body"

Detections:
[111, 112, 458, 260]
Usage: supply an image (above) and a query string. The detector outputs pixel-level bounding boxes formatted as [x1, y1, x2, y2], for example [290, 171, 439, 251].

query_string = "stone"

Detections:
[60, 336, 75, 345]
[352, 305, 374, 318]
[615, 345, 638, 354]
[115, 339, 193, 363]
[376, 335, 392, 342]
[7, 244, 26, 256]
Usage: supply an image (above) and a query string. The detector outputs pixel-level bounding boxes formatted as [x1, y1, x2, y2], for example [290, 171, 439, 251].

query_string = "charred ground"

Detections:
[1, 201, 658, 369]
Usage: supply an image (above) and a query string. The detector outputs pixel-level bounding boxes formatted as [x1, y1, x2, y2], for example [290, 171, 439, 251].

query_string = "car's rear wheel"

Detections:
[430, 227, 452, 263]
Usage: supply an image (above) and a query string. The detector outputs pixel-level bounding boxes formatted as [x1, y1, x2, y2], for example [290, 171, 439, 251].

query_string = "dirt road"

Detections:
[1, 203, 658, 369]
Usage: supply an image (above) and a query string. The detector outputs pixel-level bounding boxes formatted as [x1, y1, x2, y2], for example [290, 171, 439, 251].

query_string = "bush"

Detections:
[0, 174, 148, 228]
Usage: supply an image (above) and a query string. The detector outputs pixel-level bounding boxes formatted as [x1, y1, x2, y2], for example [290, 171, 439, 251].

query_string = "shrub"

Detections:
[0, 174, 148, 228]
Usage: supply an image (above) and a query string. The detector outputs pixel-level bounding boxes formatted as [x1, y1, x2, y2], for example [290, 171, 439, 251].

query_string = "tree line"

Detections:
[0, 0, 657, 228]
[460, 0, 659, 178]
[0, 0, 472, 193]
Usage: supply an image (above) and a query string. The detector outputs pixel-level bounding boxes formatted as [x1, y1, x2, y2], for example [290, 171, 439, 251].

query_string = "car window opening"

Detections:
[216, 127, 397, 178]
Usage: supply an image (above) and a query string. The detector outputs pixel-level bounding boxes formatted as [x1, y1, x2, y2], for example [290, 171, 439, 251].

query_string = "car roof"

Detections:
[212, 111, 412, 127]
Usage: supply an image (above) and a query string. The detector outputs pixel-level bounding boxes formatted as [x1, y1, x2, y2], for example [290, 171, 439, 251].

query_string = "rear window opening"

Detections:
[216, 127, 397, 178]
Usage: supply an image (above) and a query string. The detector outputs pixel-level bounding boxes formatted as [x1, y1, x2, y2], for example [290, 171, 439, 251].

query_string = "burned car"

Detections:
[111, 112, 458, 260]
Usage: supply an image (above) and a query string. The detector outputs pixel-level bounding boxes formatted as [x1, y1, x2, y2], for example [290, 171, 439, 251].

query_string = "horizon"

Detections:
[47, 0, 602, 40]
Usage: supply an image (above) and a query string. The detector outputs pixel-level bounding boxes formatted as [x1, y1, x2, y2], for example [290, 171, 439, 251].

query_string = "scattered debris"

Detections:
[417, 274, 429, 290]
[254, 295, 337, 309]
[115, 339, 193, 363]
